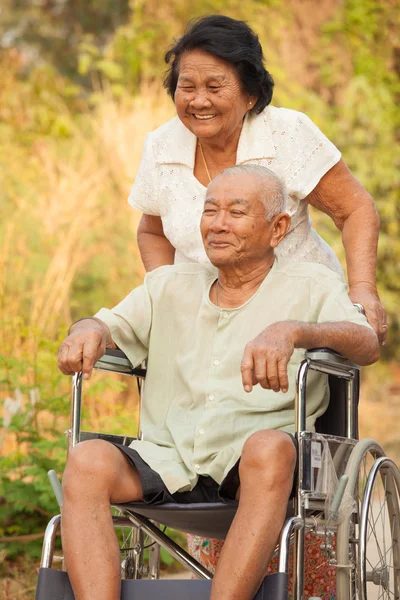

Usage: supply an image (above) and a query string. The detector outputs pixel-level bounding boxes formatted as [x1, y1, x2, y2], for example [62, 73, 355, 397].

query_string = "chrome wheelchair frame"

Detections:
[36, 348, 400, 600]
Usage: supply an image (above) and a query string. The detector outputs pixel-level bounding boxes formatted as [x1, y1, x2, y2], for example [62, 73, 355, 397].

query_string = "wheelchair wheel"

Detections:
[359, 456, 400, 600]
[336, 439, 386, 600]
[114, 511, 161, 580]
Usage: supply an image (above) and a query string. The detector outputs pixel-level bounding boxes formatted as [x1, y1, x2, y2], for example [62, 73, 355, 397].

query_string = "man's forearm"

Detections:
[293, 321, 379, 366]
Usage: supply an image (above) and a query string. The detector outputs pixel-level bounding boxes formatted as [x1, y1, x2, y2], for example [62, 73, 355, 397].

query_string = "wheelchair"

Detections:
[35, 347, 400, 600]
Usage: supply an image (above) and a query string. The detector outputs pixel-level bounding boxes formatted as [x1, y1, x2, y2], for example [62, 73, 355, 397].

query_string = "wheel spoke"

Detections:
[383, 473, 388, 570]
[368, 511, 385, 566]
[335, 442, 400, 600]
[368, 490, 388, 537]
[364, 464, 400, 600]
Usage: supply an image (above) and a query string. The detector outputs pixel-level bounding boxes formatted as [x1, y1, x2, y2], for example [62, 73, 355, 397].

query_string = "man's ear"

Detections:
[270, 213, 291, 248]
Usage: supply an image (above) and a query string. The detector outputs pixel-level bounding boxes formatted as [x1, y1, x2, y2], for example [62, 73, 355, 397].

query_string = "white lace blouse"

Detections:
[128, 106, 344, 276]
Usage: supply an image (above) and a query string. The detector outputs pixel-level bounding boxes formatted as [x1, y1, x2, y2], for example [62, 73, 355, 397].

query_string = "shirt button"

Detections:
[208, 394, 215, 401]
[222, 312, 229, 318]
[194, 464, 200, 470]
[213, 359, 220, 366]
[199, 429, 205, 435]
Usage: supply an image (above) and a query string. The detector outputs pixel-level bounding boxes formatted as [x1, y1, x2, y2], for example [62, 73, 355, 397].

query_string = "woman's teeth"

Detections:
[194, 114, 216, 120]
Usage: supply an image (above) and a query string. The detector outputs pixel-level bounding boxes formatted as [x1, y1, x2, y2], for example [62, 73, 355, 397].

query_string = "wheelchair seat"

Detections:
[115, 500, 296, 540]
[116, 501, 236, 540]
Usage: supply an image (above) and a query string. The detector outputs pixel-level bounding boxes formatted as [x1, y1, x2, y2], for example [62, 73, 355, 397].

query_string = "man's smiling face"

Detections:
[200, 172, 277, 267]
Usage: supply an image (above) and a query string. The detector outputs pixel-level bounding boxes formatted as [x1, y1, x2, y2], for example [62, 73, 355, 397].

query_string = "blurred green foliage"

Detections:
[0, 0, 399, 574]
[0, 342, 69, 560]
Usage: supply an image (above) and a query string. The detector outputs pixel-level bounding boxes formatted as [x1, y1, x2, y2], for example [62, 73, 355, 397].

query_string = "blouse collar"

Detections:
[155, 108, 276, 167]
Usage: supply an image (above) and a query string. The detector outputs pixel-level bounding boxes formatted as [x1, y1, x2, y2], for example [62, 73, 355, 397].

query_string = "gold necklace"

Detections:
[198, 142, 212, 183]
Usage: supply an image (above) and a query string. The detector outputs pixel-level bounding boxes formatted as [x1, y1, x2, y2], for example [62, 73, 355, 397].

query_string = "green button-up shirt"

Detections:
[95, 258, 370, 494]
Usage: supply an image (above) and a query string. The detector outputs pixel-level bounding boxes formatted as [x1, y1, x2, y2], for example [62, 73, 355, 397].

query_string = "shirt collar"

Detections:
[155, 109, 276, 167]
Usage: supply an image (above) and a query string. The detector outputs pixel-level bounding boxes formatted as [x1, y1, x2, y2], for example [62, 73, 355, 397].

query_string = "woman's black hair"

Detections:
[164, 15, 274, 114]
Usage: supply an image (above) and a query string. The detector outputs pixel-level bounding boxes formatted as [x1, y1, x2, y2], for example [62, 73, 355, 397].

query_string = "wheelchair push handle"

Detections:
[48, 470, 63, 507]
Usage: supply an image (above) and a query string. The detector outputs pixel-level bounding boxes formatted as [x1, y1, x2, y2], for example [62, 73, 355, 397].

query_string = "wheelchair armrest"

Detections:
[305, 348, 359, 380]
[70, 349, 146, 448]
[94, 348, 146, 378]
[296, 348, 360, 437]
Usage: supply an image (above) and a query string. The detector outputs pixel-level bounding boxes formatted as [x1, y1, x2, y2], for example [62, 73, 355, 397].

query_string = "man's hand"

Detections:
[58, 318, 115, 380]
[348, 283, 388, 346]
[241, 322, 297, 394]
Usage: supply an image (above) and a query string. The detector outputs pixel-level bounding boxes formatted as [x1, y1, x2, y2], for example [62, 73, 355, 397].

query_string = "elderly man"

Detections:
[58, 165, 378, 600]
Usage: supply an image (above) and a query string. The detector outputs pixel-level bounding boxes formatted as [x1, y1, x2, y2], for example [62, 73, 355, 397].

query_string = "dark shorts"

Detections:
[111, 433, 298, 506]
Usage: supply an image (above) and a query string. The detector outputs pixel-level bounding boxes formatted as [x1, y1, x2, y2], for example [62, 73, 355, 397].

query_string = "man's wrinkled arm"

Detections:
[241, 319, 379, 393]
[293, 320, 379, 366]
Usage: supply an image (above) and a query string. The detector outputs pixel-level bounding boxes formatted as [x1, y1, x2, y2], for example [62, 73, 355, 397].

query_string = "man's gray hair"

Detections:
[214, 164, 288, 220]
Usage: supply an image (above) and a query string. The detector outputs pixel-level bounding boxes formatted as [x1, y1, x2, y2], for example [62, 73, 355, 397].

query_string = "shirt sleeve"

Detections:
[315, 279, 373, 330]
[94, 277, 153, 367]
[127, 133, 160, 216]
[286, 112, 341, 201]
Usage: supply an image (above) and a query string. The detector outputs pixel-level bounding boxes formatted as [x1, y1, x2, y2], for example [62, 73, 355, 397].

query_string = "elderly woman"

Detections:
[128, 13, 386, 592]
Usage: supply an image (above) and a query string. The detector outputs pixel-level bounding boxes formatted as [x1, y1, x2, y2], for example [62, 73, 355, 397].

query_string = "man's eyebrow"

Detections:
[227, 198, 250, 207]
[204, 198, 250, 207]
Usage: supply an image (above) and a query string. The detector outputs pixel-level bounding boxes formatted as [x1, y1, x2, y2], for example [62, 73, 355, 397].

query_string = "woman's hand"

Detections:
[348, 284, 388, 345]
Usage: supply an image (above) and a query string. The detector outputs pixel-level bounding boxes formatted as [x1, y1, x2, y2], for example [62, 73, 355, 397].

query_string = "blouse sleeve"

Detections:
[127, 133, 160, 216]
[286, 112, 341, 201]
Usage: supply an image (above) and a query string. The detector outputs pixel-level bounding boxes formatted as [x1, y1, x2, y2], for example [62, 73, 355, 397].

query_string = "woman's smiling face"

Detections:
[174, 50, 254, 144]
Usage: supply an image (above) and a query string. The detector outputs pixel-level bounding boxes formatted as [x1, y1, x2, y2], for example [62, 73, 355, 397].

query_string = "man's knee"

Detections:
[63, 440, 120, 499]
[240, 430, 296, 485]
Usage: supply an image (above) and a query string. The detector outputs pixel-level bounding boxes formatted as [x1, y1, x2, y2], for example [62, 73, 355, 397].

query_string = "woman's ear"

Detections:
[270, 213, 291, 248]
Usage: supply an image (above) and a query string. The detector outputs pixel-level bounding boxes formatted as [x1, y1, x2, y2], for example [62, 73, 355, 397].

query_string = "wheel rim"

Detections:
[360, 457, 400, 600]
[336, 439, 386, 600]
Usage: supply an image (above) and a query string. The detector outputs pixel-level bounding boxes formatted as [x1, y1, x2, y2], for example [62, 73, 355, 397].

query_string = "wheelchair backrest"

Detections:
[315, 373, 359, 439]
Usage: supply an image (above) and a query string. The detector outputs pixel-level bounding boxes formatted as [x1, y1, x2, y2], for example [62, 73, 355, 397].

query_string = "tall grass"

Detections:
[0, 88, 174, 465]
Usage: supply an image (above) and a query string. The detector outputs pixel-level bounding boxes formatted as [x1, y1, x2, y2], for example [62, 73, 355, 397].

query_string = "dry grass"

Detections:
[1, 87, 174, 349]
[359, 362, 400, 463]
[0, 89, 174, 454]
[0, 556, 39, 600]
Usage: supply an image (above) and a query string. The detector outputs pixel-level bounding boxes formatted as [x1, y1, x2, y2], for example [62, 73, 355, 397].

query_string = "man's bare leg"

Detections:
[210, 430, 296, 600]
[61, 440, 144, 600]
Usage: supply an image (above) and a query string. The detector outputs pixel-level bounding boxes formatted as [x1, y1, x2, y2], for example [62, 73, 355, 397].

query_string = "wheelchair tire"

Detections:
[359, 456, 400, 600]
[336, 439, 385, 600]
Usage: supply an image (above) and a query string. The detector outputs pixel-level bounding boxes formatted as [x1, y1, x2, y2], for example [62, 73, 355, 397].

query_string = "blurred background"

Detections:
[0, 0, 399, 596]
